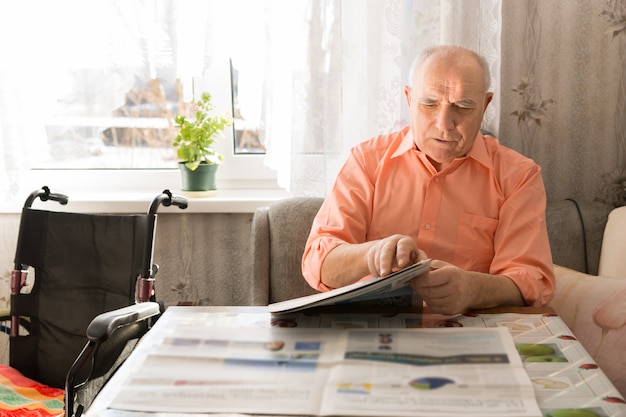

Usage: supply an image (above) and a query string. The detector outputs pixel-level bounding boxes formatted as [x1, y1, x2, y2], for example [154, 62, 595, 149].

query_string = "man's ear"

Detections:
[404, 86, 412, 106]
[483, 92, 494, 112]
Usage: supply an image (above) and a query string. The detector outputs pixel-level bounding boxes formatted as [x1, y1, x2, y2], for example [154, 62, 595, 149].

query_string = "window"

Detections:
[0, 0, 278, 199]
[232, 60, 265, 155]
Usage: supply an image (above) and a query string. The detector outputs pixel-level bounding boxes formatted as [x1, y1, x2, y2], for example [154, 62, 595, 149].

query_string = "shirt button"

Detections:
[434, 177, 440, 183]
[425, 224, 431, 230]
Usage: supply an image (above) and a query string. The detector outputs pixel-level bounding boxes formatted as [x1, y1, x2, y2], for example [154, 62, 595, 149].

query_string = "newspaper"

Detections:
[268, 259, 431, 314]
[109, 325, 542, 417]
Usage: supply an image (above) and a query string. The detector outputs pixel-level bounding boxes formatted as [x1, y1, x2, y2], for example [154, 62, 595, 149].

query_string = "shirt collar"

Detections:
[466, 132, 492, 169]
[390, 128, 417, 158]
[392, 129, 492, 170]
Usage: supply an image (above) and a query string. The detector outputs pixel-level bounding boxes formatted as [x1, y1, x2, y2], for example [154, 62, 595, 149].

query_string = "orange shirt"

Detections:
[302, 127, 555, 306]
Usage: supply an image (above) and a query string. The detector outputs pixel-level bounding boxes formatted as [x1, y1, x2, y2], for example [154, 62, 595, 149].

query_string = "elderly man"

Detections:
[302, 45, 555, 315]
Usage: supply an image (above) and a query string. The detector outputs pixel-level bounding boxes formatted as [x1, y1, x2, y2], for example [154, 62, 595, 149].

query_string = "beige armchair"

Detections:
[250, 196, 324, 303]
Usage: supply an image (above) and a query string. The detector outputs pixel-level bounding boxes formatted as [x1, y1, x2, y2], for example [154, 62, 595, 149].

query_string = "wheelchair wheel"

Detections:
[0, 314, 31, 365]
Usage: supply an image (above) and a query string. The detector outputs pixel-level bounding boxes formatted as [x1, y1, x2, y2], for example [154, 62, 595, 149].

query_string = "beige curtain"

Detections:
[499, 0, 626, 206]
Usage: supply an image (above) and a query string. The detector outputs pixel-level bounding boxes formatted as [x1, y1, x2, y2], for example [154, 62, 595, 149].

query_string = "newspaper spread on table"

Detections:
[109, 324, 542, 417]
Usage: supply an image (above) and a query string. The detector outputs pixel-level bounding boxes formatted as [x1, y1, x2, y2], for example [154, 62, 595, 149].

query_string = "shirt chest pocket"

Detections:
[454, 212, 499, 273]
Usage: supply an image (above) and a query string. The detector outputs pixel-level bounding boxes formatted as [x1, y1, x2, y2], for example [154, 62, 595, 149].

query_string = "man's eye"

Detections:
[454, 102, 476, 111]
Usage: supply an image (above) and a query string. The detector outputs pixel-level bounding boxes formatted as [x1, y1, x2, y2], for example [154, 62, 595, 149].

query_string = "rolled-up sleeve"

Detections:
[301, 146, 375, 292]
[490, 163, 555, 306]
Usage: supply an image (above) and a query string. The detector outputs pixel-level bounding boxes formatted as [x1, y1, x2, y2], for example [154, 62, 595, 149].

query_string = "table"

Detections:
[85, 306, 626, 417]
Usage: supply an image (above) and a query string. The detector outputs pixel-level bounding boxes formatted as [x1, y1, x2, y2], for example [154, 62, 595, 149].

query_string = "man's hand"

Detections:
[411, 260, 525, 315]
[366, 234, 425, 277]
[320, 234, 427, 289]
[410, 260, 475, 314]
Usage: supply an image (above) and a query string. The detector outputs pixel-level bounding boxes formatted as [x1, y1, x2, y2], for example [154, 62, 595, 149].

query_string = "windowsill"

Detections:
[0, 169, 292, 214]
[1, 188, 293, 214]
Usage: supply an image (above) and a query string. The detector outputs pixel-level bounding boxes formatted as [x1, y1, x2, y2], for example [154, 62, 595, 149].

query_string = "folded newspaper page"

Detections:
[110, 325, 542, 417]
[268, 258, 431, 314]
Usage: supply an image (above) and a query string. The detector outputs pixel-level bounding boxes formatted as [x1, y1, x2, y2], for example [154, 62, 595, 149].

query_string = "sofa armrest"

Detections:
[548, 265, 626, 396]
[545, 200, 613, 275]
[598, 205, 626, 278]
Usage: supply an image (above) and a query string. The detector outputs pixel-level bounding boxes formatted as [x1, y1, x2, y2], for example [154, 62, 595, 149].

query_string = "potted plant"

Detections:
[173, 92, 233, 192]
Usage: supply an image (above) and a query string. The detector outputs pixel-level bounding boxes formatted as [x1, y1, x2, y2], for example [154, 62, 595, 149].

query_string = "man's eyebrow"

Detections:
[417, 96, 477, 106]
[418, 96, 439, 104]
[454, 98, 477, 107]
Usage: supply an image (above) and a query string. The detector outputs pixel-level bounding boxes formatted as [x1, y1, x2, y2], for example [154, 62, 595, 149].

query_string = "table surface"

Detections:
[85, 305, 626, 417]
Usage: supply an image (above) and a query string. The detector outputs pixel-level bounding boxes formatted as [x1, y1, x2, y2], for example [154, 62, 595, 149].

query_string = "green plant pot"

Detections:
[178, 162, 219, 191]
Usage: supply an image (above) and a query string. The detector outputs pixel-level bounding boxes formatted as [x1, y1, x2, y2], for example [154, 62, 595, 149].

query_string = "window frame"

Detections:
[18, 59, 279, 201]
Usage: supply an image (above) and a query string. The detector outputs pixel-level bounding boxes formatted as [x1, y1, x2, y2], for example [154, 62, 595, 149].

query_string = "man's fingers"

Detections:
[370, 256, 381, 277]
[396, 237, 421, 269]
[368, 235, 422, 277]
[378, 237, 399, 276]
[395, 247, 414, 269]
[429, 259, 452, 270]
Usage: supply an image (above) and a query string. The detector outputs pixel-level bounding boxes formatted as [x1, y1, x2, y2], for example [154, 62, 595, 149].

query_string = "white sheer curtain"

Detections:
[262, 0, 502, 196]
[0, 0, 502, 202]
[0, 2, 57, 203]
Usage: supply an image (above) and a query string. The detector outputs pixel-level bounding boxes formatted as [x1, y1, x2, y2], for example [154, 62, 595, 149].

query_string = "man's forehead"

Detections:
[415, 52, 486, 94]
[418, 78, 483, 100]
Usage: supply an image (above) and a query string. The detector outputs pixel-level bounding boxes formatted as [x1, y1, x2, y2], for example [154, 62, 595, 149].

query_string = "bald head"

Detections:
[408, 45, 491, 93]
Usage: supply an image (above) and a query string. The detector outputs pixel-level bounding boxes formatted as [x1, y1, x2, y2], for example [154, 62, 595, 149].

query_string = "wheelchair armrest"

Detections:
[86, 302, 161, 343]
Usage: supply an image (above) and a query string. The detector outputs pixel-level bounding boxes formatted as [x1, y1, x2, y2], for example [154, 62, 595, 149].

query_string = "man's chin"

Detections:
[425, 148, 457, 165]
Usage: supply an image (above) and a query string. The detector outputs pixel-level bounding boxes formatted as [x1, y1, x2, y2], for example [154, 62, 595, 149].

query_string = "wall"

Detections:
[152, 213, 259, 307]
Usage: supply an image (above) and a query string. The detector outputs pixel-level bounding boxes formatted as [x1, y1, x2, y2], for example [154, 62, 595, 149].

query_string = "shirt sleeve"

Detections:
[490, 162, 556, 306]
[301, 143, 376, 292]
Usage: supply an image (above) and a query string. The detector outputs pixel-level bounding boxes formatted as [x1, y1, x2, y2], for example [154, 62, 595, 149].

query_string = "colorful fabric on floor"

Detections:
[0, 365, 64, 417]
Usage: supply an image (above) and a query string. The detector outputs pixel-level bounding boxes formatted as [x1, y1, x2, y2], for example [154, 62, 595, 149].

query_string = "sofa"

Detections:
[250, 197, 625, 396]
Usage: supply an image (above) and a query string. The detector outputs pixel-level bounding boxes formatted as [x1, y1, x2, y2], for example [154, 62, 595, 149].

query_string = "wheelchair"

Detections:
[0, 186, 187, 416]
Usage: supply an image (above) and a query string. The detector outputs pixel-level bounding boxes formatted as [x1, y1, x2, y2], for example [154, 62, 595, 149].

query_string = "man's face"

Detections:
[404, 53, 492, 171]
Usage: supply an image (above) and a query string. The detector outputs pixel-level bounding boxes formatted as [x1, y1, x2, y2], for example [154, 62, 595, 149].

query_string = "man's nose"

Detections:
[435, 107, 454, 133]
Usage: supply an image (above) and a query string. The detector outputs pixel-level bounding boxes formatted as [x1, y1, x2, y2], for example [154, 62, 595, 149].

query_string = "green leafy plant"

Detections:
[173, 92, 233, 171]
